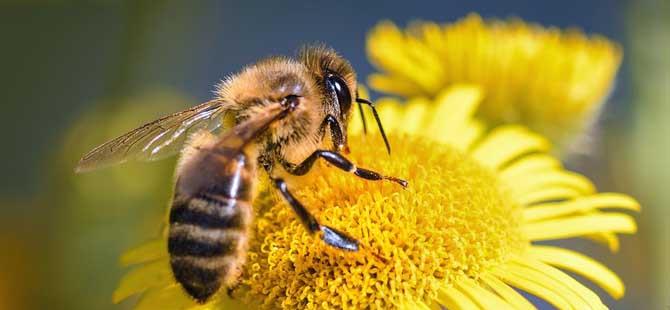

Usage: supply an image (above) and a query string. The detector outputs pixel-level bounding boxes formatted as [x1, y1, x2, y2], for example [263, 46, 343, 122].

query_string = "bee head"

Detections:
[298, 45, 391, 154]
[298, 45, 357, 151]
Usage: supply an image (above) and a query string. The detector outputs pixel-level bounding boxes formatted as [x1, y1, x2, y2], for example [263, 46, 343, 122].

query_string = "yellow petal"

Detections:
[368, 74, 422, 98]
[512, 257, 605, 309]
[113, 259, 172, 303]
[493, 268, 572, 310]
[367, 22, 421, 81]
[376, 98, 405, 134]
[523, 193, 640, 222]
[523, 213, 637, 241]
[453, 120, 485, 151]
[367, 25, 436, 94]
[133, 285, 245, 310]
[510, 170, 595, 198]
[426, 85, 483, 135]
[134, 284, 196, 310]
[455, 277, 515, 310]
[435, 284, 481, 310]
[399, 300, 434, 310]
[583, 232, 620, 252]
[511, 262, 595, 309]
[480, 274, 536, 310]
[348, 85, 371, 135]
[528, 246, 625, 299]
[499, 154, 561, 181]
[517, 187, 582, 206]
[120, 239, 165, 267]
[400, 98, 431, 135]
[472, 126, 550, 170]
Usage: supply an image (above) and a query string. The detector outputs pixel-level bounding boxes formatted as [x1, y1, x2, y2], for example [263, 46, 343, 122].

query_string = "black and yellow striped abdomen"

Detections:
[168, 149, 255, 302]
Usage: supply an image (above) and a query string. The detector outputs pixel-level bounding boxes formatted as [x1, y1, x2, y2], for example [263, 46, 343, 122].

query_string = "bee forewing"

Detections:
[75, 100, 228, 173]
[217, 101, 292, 149]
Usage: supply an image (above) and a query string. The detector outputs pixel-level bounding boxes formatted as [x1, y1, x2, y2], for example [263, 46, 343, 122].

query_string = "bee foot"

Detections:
[320, 225, 359, 251]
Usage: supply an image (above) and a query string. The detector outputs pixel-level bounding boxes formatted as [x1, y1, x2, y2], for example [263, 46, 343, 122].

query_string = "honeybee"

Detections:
[76, 45, 407, 303]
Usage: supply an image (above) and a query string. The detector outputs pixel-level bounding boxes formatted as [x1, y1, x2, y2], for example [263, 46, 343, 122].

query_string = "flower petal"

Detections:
[504, 263, 591, 310]
[523, 193, 640, 222]
[492, 268, 572, 310]
[517, 187, 582, 206]
[400, 99, 431, 135]
[528, 246, 625, 299]
[113, 259, 172, 303]
[512, 257, 606, 309]
[455, 277, 515, 310]
[368, 74, 421, 98]
[435, 284, 480, 310]
[376, 98, 405, 133]
[120, 239, 165, 267]
[472, 126, 550, 170]
[523, 213, 637, 241]
[510, 170, 595, 198]
[480, 274, 535, 310]
[399, 300, 434, 310]
[583, 232, 620, 252]
[499, 154, 561, 181]
[134, 284, 243, 310]
[428, 85, 482, 132]
[455, 120, 486, 151]
[134, 285, 195, 310]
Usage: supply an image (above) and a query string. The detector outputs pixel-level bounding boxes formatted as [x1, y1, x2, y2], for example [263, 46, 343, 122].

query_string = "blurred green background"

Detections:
[0, 1, 667, 309]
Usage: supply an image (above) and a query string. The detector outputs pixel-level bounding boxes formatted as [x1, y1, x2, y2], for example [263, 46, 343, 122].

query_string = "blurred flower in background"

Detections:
[366, 14, 622, 151]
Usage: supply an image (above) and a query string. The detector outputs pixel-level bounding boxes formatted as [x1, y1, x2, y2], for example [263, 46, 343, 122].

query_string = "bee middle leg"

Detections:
[271, 177, 359, 251]
[280, 150, 408, 187]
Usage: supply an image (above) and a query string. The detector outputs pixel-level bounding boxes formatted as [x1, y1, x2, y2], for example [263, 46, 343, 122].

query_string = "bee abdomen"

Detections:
[169, 193, 246, 229]
[168, 193, 252, 303]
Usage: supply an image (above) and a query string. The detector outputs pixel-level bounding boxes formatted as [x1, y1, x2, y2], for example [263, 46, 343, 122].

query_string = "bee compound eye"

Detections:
[325, 74, 352, 117]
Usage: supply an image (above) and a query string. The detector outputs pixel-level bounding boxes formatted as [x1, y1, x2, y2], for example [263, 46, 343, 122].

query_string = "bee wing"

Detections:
[75, 100, 229, 173]
[216, 100, 293, 151]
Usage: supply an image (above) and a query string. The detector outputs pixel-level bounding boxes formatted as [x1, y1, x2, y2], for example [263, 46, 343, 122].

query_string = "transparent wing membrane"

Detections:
[76, 100, 227, 172]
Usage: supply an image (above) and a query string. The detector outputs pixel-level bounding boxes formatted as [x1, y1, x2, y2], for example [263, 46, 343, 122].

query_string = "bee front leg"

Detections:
[271, 177, 359, 251]
[280, 150, 408, 187]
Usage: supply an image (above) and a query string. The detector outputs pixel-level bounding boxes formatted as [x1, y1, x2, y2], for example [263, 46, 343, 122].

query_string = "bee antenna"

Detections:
[356, 98, 391, 155]
[357, 98, 368, 134]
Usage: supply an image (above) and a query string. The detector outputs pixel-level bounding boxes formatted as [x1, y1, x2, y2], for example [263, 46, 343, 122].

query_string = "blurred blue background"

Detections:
[0, 1, 666, 309]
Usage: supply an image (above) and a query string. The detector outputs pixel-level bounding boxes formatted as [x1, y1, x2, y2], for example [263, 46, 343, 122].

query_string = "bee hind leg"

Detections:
[271, 177, 359, 251]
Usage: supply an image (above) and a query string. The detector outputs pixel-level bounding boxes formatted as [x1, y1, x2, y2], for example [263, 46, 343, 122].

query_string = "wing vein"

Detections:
[75, 100, 227, 173]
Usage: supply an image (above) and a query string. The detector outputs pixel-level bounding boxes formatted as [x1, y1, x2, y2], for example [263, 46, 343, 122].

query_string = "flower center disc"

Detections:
[242, 134, 525, 308]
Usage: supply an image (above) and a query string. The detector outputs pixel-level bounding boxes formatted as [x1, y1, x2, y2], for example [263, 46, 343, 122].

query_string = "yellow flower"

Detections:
[367, 14, 622, 149]
[113, 85, 638, 309]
